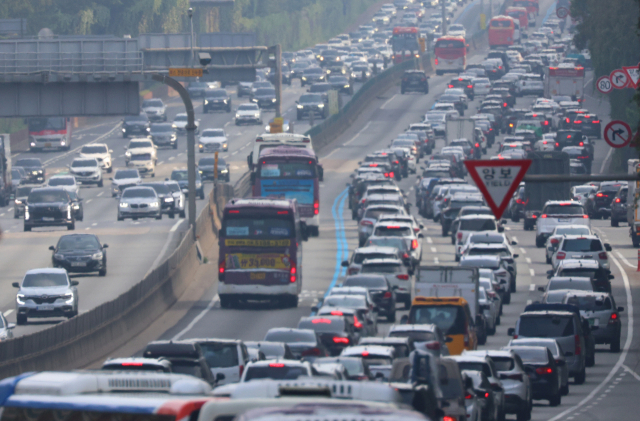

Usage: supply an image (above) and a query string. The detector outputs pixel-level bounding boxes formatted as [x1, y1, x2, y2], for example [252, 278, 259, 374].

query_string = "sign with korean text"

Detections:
[623, 64, 640, 89]
[464, 159, 532, 220]
[225, 253, 291, 270]
[169, 68, 203, 78]
[224, 239, 291, 247]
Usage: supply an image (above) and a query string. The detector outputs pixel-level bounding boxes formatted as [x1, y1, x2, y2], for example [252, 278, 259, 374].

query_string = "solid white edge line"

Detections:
[3, 309, 13, 317]
[615, 251, 636, 269]
[171, 294, 219, 341]
[169, 219, 183, 232]
[548, 254, 633, 420]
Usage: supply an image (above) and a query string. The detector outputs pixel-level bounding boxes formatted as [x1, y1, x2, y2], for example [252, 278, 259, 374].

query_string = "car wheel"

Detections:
[99, 267, 107, 277]
[219, 295, 231, 309]
[173, 142, 178, 150]
[16, 314, 27, 325]
[169, 212, 175, 219]
[156, 213, 162, 220]
[97, 179, 103, 188]
[586, 352, 595, 367]
[199, 191, 205, 200]
[611, 218, 619, 227]
[611, 336, 621, 352]
[535, 235, 545, 248]
[107, 167, 113, 173]
[13, 212, 18, 219]
[387, 311, 396, 322]
[560, 383, 569, 396]
[549, 394, 561, 407]
[510, 279, 516, 293]
[180, 210, 186, 218]
[574, 367, 586, 384]
[546, 255, 551, 264]
[503, 291, 511, 304]
[67, 222, 75, 230]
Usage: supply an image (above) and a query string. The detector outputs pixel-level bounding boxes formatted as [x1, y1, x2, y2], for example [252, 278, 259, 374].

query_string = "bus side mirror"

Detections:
[249, 172, 256, 184]
[318, 165, 324, 182]
[301, 223, 309, 241]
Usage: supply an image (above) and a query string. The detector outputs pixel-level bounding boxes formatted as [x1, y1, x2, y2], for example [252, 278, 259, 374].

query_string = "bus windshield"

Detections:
[223, 216, 294, 239]
[28, 118, 66, 132]
[259, 161, 317, 179]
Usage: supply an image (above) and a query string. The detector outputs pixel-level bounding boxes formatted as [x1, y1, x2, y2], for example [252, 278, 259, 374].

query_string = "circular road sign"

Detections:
[610, 69, 629, 89]
[604, 120, 632, 148]
[596, 75, 613, 94]
[556, 6, 569, 19]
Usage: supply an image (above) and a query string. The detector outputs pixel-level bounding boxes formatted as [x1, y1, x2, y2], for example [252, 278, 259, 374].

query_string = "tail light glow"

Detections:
[333, 337, 350, 344]
[535, 367, 553, 375]
[383, 291, 392, 298]
[290, 264, 297, 283]
[411, 239, 419, 249]
[598, 252, 608, 260]
[556, 251, 566, 260]
[314, 200, 319, 215]
[397, 274, 410, 280]
[575, 334, 582, 355]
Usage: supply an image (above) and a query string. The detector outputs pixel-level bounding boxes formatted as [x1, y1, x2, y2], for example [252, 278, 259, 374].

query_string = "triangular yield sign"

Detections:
[623, 64, 640, 89]
[464, 159, 532, 220]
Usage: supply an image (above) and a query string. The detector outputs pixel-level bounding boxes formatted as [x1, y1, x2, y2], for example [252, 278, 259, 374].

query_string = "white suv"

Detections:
[453, 214, 502, 258]
[544, 225, 593, 264]
[552, 235, 611, 271]
[79, 143, 113, 173]
[535, 201, 589, 248]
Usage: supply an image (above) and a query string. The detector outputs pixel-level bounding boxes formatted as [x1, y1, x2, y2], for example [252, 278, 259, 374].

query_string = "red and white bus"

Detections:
[391, 27, 421, 64]
[513, 0, 539, 19]
[28, 117, 72, 152]
[506, 6, 529, 29]
[434, 36, 466, 75]
[488, 16, 517, 49]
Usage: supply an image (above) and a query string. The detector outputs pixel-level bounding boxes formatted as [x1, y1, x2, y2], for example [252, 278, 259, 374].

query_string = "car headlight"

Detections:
[223, 99, 228, 104]
[164, 197, 174, 202]
[297, 105, 303, 109]
[16, 294, 26, 305]
[344, 84, 350, 88]
[318, 104, 324, 108]
[235, 113, 240, 118]
[150, 201, 160, 207]
[73, 204, 80, 210]
[204, 100, 209, 105]
[14, 199, 21, 205]
[272, 98, 276, 102]
[198, 143, 204, 149]
[223, 143, 228, 148]
[91, 252, 103, 260]
[221, 169, 229, 173]
[119, 202, 129, 208]
[32, 170, 38, 175]
[64, 293, 74, 304]
[125, 151, 131, 157]
[172, 124, 177, 128]
[254, 113, 260, 117]
[302, 77, 307, 80]
[122, 128, 126, 132]
[53, 253, 64, 260]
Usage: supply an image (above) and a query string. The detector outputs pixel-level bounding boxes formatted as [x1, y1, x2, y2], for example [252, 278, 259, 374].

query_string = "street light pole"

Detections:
[441, 0, 447, 35]
[151, 74, 197, 241]
[188, 7, 195, 66]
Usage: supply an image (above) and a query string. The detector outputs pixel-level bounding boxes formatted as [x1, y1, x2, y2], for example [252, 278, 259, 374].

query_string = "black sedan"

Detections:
[121, 114, 150, 138]
[342, 274, 397, 322]
[50, 234, 108, 276]
[251, 88, 277, 109]
[198, 157, 230, 182]
[328, 75, 354, 95]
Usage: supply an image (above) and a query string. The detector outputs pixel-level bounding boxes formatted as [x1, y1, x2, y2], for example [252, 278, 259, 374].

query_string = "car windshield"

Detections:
[259, 162, 316, 180]
[81, 145, 107, 154]
[509, 347, 549, 363]
[256, 88, 275, 96]
[566, 295, 611, 311]
[129, 141, 152, 148]
[57, 235, 100, 251]
[142, 99, 163, 108]
[124, 115, 148, 123]
[206, 90, 227, 98]
[439, 365, 465, 399]
[456, 362, 492, 378]
[544, 205, 584, 215]
[300, 94, 322, 103]
[151, 125, 173, 133]
[171, 171, 189, 181]
[468, 247, 510, 257]
[16, 187, 33, 197]
[562, 238, 602, 252]
[174, 115, 187, 122]
[114, 170, 139, 180]
[22, 272, 68, 287]
[202, 130, 225, 137]
[363, 208, 402, 220]
[28, 190, 68, 203]
[549, 279, 592, 290]
[519, 316, 574, 337]
[265, 330, 316, 343]
[71, 160, 97, 168]
[411, 305, 466, 335]
[131, 153, 151, 161]
[238, 104, 259, 111]
[491, 357, 515, 371]
[28, 117, 65, 131]
[460, 219, 496, 231]
[199, 343, 239, 368]
[142, 184, 170, 194]
[244, 364, 309, 382]
[367, 237, 408, 251]
[122, 188, 155, 198]
[555, 226, 590, 236]
[48, 178, 74, 186]
[315, 358, 364, 376]
[323, 296, 366, 308]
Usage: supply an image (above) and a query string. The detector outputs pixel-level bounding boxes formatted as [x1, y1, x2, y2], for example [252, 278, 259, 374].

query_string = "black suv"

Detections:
[328, 75, 354, 94]
[14, 158, 45, 184]
[24, 187, 75, 232]
[122, 114, 150, 138]
[203, 89, 231, 113]
[587, 181, 625, 219]
[401, 70, 429, 94]
[610, 186, 628, 227]
[252, 87, 277, 109]
[554, 130, 585, 151]
[296, 93, 327, 120]
[447, 76, 475, 100]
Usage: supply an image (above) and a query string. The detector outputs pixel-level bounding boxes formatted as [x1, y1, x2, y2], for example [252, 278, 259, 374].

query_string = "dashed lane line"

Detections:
[169, 219, 183, 232]
[525, 257, 532, 264]
[529, 268, 535, 277]
[529, 284, 535, 291]
[3, 310, 13, 317]
[519, 247, 527, 254]
[430, 247, 437, 253]
[427, 237, 433, 244]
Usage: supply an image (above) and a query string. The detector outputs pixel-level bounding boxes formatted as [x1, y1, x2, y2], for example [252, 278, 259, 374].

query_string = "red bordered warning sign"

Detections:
[464, 159, 532, 220]
[604, 120, 632, 148]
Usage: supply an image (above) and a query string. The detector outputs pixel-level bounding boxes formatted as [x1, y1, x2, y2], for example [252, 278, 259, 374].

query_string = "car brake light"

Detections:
[361, 220, 373, 226]
[411, 239, 419, 250]
[443, 417, 456, 421]
[575, 335, 581, 355]
[610, 313, 619, 323]
[503, 103, 507, 107]
[354, 315, 363, 329]
[597, 193, 604, 197]
[384, 172, 390, 177]
[532, 214, 537, 219]
[541, 214, 547, 218]
[556, 251, 566, 260]
[312, 318, 332, 324]
[314, 200, 319, 215]
[402, 252, 410, 259]
[550, 238, 559, 245]
[465, 393, 473, 400]
[394, 160, 399, 164]
[219, 260, 225, 275]
[435, 58, 439, 65]
[383, 291, 392, 298]
[583, 215, 589, 219]
[269, 363, 285, 367]
[448, 84, 454, 88]
[599, 252, 608, 260]
[555, 142, 559, 147]
[615, 198, 621, 203]
[397, 274, 410, 280]
[426, 341, 441, 350]
[544, 121, 549, 125]
[574, 120, 582, 124]
[475, 143, 480, 147]
[121, 362, 144, 366]
[535, 367, 553, 375]
[301, 348, 321, 357]
[593, 120, 600, 123]
[333, 337, 350, 344]
[290, 264, 297, 283]
[457, 232, 463, 240]
[390, 171, 395, 178]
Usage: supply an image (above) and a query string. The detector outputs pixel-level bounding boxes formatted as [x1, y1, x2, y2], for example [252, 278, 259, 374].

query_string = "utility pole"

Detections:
[441, 0, 447, 35]
[152, 74, 197, 240]
[188, 8, 195, 66]
[274, 44, 282, 118]
[489, 0, 493, 21]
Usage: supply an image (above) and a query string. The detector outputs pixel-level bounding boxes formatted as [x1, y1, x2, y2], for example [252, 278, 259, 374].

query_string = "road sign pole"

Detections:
[152, 74, 197, 241]
[275, 44, 282, 118]
[214, 151, 218, 182]
[442, 0, 447, 35]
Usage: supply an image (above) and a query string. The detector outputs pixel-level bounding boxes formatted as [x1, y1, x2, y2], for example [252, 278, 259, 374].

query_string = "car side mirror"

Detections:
[49, 246, 55, 251]
[109, 178, 113, 181]
[103, 244, 109, 248]
[564, 351, 573, 357]
[511, 240, 518, 245]
[301, 223, 309, 241]
[71, 281, 79, 286]
[604, 243, 612, 252]
[609, 274, 615, 280]
[311, 305, 319, 312]
[420, 224, 424, 229]
[418, 233, 424, 238]
[555, 359, 566, 366]
[546, 270, 554, 279]
[513, 254, 519, 258]
[538, 286, 545, 292]
[375, 372, 385, 379]
[216, 373, 226, 382]
[6, 323, 15, 330]
[618, 306, 625, 312]
[507, 328, 515, 336]
[11, 282, 19, 288]
[591, 325, 599, 331]
[498, 226, 504, 233]
[109, 150, 113, 153]
[501, 219, 507, 224]
[465, 377, 473, 390]
[341, 260, 349, 267]
[400, 315, 409, 324]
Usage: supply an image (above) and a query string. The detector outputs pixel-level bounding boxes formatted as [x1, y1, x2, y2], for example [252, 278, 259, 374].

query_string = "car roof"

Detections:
[249, 359, 308, 367]
[25, 268, 68, 275]
[459, 214, 496, 220]
[389, 323, 438, 332]
[362, 258, 403, 265]
[354, 246, 399, 254]
[447, 355, 489, 363]
[520, 310, 575, 317]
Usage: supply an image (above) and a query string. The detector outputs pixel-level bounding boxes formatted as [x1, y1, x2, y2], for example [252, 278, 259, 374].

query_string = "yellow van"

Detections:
[405, 296, 478, 355]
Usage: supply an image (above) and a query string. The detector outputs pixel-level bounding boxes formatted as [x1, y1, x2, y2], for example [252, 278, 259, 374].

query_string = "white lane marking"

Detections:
[158, 161, 164, 165]
[526, 300, 532, 305]
[525, 257, 532, 264]
[529, 284, 535, 291]
[86, 199, 92, 204]
[178, 153, 185, 157]
[169, 156, 175, 161]
[85, 227, 90, 230]
[622, 364, 640, 381]
[118, 154, 125, 158]
[224, 121, 230, 127]
[430, 247, 437, 253]
[600, 147, 613, 174]
[427, 237, 433, 244]
[3, 310, 13, 317]
[549, 254, 633, 420]
[344, 121, 373, 146]
[7, 207, 12, 212]
[615, 251, 636, 269]
[97, 192, 104, 197]
[529, 268, 535, 277]
[504, 226, 511, 231]
[434, 257, 439, 264]
[43, 123, 121, 166]
[380, 94, 397, 109]
[170, 219, 183, 232]
[231, 150, 239, 155]
[0, 214, 4, 217]
[171, 294, 219, 341]
[92, 223, 97, 226]
[512, 236, 518, 243]
[519, 247, 526, 254]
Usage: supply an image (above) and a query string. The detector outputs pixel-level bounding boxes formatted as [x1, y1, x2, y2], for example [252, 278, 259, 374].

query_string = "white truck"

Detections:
[544, 64, 585, 101]
[445, 118, 476, 145]
[627, 159, 640, 246]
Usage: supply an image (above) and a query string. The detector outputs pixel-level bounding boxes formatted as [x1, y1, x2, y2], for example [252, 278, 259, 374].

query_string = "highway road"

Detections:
[143, 0, 640, 420]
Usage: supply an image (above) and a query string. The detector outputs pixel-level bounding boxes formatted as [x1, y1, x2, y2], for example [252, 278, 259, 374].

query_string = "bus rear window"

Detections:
[491, 19, 513, 27]
[224, 217, 294, 238]
[435, 40, 465, 49]
[259, 162, 316, 178]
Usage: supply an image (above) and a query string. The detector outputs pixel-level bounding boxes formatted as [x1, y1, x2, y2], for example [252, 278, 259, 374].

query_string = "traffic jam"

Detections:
[0, 0, 635, 421]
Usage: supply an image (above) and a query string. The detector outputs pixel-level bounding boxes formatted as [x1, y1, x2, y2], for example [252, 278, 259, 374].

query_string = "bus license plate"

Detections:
[250, 272, 266, 280]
